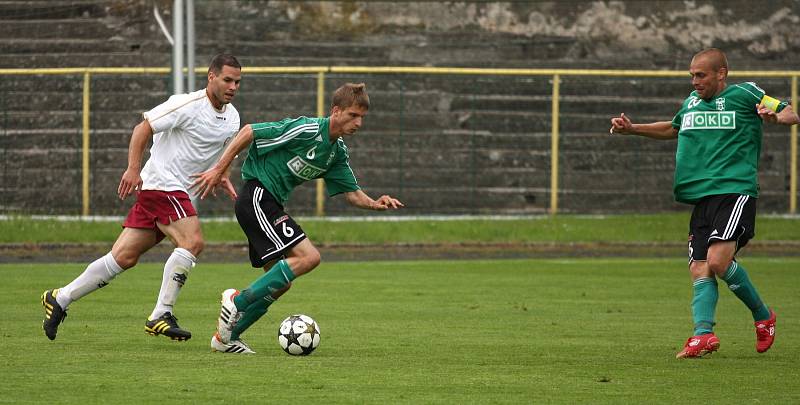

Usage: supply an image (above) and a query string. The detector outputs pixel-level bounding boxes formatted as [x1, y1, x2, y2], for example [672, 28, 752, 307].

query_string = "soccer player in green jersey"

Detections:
[609, 48, 799, 358]
[191, 82, 404, 353]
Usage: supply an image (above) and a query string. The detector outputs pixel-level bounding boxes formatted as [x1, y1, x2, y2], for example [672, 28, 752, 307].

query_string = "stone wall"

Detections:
[1, 1, 799, 215]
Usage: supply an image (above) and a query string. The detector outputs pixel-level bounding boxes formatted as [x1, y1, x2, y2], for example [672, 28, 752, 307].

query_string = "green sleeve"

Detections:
[672, 94, 693, 129]
[775, 100, 789, 113]
[738, 82, 788, 113]
[672, 110, 682, 129]
[324, 144, 360, 196]
[251, 117, 320, 155]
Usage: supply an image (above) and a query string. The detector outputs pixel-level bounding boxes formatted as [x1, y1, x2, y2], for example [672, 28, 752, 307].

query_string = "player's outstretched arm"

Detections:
[609, 113, 677, 140]
[190, 124, 254, 200]
[118, 120, 154, 200]
[757, 103, 800, 126]
[343, 189, 404, 211]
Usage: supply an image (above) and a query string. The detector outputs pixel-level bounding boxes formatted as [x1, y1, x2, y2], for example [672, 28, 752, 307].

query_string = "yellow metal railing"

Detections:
[792, 76, 798, 213]
[315, 71, 326, 216]
[2, 67, 798, 215]
[82, 72, 91, 216]
[550, 74, 560, 215]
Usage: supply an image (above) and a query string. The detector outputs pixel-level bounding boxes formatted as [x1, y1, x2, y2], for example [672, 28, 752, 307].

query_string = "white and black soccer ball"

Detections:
[278, 314, 320, 355]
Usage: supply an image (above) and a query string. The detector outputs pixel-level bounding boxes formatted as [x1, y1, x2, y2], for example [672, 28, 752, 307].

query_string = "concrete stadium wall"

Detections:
[1, 1, 799, 215]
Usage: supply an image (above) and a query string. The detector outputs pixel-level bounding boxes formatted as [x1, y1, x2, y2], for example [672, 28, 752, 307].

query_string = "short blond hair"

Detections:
[331, 83, 370, 110]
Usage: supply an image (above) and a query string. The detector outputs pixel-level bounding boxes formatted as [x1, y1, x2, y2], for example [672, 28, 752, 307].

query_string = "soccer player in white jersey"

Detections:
[41, 54, 242, 342]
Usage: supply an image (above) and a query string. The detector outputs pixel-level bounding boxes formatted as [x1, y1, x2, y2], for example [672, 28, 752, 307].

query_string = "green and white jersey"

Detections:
[241, 116, 360, 204]
[670, 82, 788, 204]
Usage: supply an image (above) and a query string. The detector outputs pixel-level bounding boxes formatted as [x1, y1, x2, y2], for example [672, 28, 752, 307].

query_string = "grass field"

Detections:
[2, 213, 799, 243]
[5, 258, 800, 403]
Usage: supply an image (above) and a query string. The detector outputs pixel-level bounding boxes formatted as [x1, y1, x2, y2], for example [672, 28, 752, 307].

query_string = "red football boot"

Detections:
[676, 333, 720, 359]
[755, 309, 776, 353]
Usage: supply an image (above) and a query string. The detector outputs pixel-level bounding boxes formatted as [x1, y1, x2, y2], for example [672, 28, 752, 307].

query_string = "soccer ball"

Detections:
[278, 314, 320, 355]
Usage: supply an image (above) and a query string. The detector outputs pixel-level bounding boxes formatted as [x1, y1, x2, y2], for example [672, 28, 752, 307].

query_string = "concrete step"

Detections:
[0, 19, 117, 39]
[0, 51, 170, 68]
[0, 38, 142, 54]
[0, 1, 106, 19]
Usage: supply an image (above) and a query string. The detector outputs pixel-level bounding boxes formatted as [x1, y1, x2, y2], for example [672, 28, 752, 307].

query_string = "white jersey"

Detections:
[140, 88, 240, 193]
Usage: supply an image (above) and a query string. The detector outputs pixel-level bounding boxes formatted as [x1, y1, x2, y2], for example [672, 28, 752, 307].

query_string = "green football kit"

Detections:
[670, 82, 788, 204]
[670, 82, 785, 337]
[226, 116, 364, 342]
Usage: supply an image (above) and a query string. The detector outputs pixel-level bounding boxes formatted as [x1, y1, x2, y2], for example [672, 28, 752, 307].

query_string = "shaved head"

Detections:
[689, 48, 729, 99]
[692, 48, 728, 72]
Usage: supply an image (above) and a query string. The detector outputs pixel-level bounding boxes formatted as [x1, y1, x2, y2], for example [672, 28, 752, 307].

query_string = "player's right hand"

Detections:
[118, 168, 142, 200]
[372, 195, 404, 210]
[609, 113, 633, 134]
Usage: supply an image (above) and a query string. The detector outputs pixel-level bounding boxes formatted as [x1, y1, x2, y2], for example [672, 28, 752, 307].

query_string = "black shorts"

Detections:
[235, 180, 307, 268]
[688, 193, 756, 262]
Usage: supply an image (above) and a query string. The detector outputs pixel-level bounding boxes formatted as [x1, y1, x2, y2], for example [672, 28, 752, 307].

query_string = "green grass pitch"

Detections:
[4, 258, 800, 403]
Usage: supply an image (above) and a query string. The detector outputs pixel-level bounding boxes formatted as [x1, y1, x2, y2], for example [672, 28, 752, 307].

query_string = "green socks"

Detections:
[690, 261, 770, 335]
[721, 261, 770, 321]
[691, 277, 718, 335]
[229, 260, 295, 340]
[234, 260, 295, 310]
[231, 295, 275, 341]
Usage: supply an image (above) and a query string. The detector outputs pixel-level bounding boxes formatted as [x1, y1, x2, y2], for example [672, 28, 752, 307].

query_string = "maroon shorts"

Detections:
[123, 190, 197, 242]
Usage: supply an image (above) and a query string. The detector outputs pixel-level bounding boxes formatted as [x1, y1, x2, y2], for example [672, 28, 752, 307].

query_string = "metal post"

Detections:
[315, 72, 326, 216]
[186, 0, 195, 92]
[172, 0, 184, 95]
[550, 74, 560, 215]
[82, 72, 91, 216]
[791, 75, 798, 214]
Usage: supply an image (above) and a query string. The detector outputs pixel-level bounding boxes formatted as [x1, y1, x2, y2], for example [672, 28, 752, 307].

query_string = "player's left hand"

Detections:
[189, 167, 224, 200]
[372, 195, 404, 210]
[756, 103, 778, 123]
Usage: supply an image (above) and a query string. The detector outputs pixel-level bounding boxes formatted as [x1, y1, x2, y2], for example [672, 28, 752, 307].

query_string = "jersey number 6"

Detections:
[282, 223, 295, 238]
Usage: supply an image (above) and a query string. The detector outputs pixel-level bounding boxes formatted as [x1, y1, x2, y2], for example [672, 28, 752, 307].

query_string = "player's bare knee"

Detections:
[707, 258, 731, 276]
[293, 249, 320, 274]
[688, 261, 713, 279]
[114, 252, 139, 269]
[305, 248, 321, 271]
[180, 237, 204, 257]
[192, 238, 205, 256]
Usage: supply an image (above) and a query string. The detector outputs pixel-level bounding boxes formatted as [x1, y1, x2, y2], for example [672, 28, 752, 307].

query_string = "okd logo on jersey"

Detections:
[287, 156, 325, 180]
[681, 111, 736, 130]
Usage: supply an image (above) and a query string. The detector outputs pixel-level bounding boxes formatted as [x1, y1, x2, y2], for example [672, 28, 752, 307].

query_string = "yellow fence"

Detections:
[1, 66, 798, 215]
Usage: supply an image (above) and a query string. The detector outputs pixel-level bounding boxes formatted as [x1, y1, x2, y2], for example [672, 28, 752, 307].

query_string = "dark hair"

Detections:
[331, 83, 370, 110]
[208, 54, 241, 74]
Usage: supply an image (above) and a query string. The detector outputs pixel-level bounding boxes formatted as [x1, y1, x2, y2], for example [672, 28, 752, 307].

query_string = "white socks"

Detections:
[149, 248, 196, 320]
[57, 252, 125, 309]
[55, 249, 196, 319]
